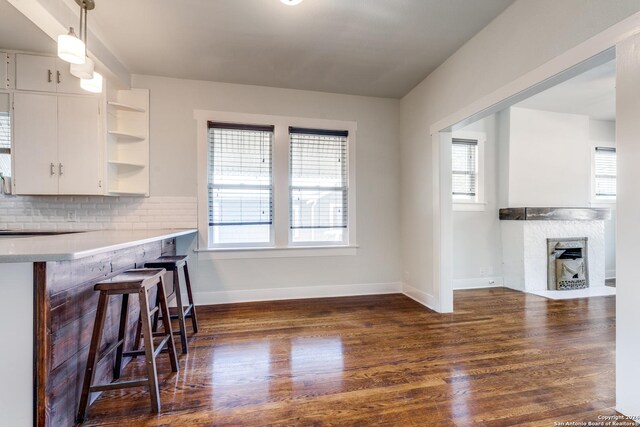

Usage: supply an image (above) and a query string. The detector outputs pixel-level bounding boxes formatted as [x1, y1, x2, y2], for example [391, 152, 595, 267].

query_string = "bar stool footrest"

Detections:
[90, 379, 149, 392]
[95, 338, 125, 364]
[158, 304, 195, 320]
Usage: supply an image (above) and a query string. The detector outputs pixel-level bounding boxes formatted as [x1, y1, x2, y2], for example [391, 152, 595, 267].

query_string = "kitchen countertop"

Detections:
[0, 229, 197, 262]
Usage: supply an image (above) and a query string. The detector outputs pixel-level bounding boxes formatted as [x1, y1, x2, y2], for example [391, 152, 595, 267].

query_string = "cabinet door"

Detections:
[55, 59, 84, 95]
[13, 93, 59, 195]
[15, 54, 57, 92]
[58, 96, 102, 195]
[0, 52, 9, 90]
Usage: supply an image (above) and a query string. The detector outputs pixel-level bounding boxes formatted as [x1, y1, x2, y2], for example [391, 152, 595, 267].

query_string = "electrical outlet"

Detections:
[66, 211, 77, 222]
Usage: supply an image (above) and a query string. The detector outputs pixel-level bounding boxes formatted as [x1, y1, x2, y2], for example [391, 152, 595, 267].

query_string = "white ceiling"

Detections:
[516, 60, 616, 121]
[0, 0, 56, 53]
[85, 0, 514, 98]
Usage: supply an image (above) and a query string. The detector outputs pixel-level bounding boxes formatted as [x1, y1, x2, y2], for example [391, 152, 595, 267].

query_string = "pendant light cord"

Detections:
[84, 5, 88, 50]
[78, 1, 88, 50]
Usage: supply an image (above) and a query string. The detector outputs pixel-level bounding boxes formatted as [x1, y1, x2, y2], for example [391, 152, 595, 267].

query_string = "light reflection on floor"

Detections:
[291, 337, 344, 393]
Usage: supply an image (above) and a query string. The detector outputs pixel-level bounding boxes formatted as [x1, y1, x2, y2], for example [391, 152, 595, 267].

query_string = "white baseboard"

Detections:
[193, 282, 402, 305]
[401, 283, 439, 312]
[453, 276, 504, 290]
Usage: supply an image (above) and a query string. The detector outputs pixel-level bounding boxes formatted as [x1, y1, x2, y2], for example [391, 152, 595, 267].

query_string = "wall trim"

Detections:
[402, 283, 439, 312]
[193, 282, 402, 305]
[453, 276, 504, 290]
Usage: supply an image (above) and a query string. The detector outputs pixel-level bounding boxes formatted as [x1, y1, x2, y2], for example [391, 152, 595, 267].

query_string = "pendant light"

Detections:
[280, 0, 304, 4]
[80, 72, 103, 93]
[70, 1, 95, 79]
[57, 27, 85, 64]
[66, 0, 102, 94]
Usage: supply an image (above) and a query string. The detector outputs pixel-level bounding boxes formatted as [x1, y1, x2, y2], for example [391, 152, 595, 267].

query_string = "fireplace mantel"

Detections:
[499, 207, 611, 221]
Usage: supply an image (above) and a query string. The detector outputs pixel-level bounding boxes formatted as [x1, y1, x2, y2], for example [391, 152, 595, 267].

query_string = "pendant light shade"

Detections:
[70, 56, 95, 79]
[80, 72, 103, 93]
[57, 27, 86, 65]
[280, 0, 304, 4]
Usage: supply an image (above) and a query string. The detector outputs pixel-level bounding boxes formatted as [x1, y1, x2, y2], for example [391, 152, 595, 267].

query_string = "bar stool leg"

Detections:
[113, 294, 130, 380]
[77, 291, 110, 423]
[132, 317, 142, 360]
[158, 275, 179, 372]
[173, 268, 188, 354]
[133, 291, 156, 358]
[138, 287, 161, 413]
[151, 290, 161, 333]
[183, 261, 198, 333]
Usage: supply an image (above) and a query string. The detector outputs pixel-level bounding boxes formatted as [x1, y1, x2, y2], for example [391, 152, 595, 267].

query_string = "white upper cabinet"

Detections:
[55, 61, 84, 94]
[13, 92, 103, 195]
[15, 54, 84, 94]
[58, 96, 102, 194]
[0, 52, 10, 90]
[13, 93, 59, 195]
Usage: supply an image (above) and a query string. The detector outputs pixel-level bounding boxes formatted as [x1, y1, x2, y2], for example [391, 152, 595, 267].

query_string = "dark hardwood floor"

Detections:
[81, 288, 617, 426]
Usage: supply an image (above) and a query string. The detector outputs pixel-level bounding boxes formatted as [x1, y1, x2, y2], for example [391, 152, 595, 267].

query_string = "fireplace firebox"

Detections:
[547, 238, 589, 290]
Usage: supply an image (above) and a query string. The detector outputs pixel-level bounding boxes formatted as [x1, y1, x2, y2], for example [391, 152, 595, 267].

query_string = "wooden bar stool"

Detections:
[143, 256, 198, 353]
[77, 268, 179, 422]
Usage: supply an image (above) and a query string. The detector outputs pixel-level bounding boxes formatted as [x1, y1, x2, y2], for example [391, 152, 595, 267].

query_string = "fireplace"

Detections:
[547, 238, 589, 290]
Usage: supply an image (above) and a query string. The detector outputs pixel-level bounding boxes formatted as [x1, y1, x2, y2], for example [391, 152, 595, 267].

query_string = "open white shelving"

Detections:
[104, 88, 150, 196]
[107, 130, 146, 141]
[107, 101, 146, 113]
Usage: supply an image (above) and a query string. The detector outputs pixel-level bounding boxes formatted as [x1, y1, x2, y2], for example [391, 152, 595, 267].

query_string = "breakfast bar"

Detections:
[0, 229, 197, 427]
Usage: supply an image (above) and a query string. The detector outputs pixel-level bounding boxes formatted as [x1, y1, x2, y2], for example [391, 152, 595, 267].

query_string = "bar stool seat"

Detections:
[142, 255, 198, 354]
[77, 268, 179, 422]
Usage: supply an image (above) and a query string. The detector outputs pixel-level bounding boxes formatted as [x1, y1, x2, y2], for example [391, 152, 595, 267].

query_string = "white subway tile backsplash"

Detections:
[0, 195, 197, 231]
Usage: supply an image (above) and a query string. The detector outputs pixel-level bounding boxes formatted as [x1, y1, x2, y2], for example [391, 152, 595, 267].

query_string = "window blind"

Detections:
[452, 138, 478, 197]
[594, 147, 616, 197]
[207, 122, 274, 230]
[289, 127, 348, 235]
[0, 110, 11, 177]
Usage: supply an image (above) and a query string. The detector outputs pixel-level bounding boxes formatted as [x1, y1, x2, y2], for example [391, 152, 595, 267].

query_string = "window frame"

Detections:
[206, 122, 275, 249]
[288, 127, 349, 247]
[451, 130, 486, 212]
[591, 145, 617, 205]
[195, 110, 357, 258]
[0, 91, 12, 179]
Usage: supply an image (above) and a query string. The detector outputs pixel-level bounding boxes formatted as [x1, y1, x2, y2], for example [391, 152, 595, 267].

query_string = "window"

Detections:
[197, 110, 357, 254]
[452, 138, 478, 200]
[0, 93, 10, 178]
[207, 122, 274, 246]
[594, 147, 616, 199]
[289, 127, 348, 244]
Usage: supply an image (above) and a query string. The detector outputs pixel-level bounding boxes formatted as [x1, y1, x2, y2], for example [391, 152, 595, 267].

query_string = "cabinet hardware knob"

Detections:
[47, 70, 52, 83]
[50, 163, 55, 176]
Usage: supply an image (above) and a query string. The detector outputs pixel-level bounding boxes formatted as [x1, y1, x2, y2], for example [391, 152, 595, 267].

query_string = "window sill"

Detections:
[590, 200, 616, 208]
[453, 202, 486, 212]
[196, 245, 359, 260]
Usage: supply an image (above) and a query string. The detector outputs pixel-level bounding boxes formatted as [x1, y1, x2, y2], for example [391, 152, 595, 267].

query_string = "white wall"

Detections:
[508, 107, 591, 207]
[400, 0, 640, 309]
[615, 30, 640, 417]
[452, 115, 503, 288]
[132, 75, 402, 301]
